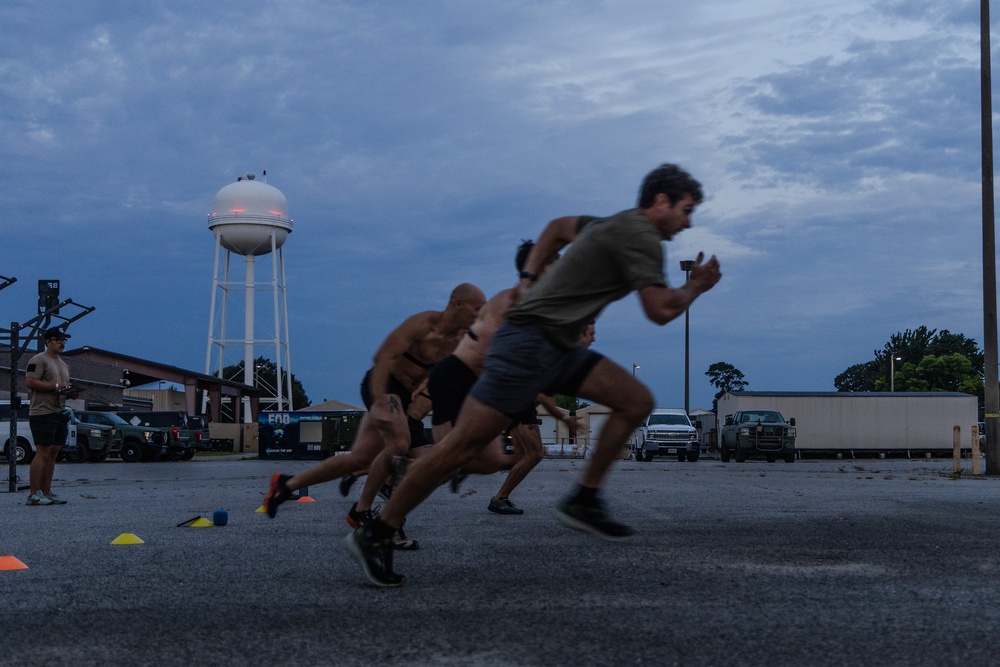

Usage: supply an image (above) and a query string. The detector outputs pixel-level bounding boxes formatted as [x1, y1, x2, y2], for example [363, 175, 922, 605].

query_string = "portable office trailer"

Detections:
[717, 391, 978, 456]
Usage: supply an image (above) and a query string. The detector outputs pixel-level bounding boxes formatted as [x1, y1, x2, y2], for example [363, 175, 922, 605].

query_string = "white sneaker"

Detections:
[44, 492, 67, 505]
[26, 491, 53, 506]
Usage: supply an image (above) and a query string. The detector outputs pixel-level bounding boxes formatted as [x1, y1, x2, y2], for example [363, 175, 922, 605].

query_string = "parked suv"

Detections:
[633, 408, 701, 462]
[1, 400, 78, 465]
[116, 411, 206, 460]
[77, 411, 170, 462]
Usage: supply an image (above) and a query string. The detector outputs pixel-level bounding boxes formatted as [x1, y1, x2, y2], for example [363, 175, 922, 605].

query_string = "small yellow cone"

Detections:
[256, 505, 267, 513]
[189, 517, 215, 527]
[297, 496, 315, 503]
[111, 533, 144, 545]
[0, 555, 28, 571]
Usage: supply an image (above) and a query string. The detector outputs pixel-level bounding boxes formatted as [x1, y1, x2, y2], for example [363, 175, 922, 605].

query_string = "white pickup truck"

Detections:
[1, 400, 78, 464]
[632, 408, 701, 462]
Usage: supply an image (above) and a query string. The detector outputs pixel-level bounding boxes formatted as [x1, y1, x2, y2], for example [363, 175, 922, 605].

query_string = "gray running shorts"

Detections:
[469, 321, 602, 418]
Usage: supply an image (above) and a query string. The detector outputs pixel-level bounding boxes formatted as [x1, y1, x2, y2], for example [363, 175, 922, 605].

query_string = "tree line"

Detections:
[705, 325, 985, 410]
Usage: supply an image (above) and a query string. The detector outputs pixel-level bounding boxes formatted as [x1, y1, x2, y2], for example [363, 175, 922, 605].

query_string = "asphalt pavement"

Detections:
[2, 454, 999, 666]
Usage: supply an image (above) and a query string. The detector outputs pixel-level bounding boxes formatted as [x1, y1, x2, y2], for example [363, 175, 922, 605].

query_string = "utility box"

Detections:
[258, 410, 364, 460]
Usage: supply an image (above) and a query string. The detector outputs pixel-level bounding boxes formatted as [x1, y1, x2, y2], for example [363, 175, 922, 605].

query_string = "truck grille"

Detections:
[647, 432, 695, 444]
[750, 426, 788, 451]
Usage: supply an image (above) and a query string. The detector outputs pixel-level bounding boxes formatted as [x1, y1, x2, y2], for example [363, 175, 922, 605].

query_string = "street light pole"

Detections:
[980, 0, 1000, 474]
[632, 364, 640, 377]
[680, 260, 695, 414]
[890, 354, 902, 392]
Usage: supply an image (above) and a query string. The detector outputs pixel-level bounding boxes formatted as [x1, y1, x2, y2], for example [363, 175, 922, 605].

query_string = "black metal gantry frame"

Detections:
[2, 277, 95, 492]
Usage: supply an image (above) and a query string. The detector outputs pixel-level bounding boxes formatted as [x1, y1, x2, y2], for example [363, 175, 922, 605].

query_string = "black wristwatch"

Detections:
[519, 271, 538, 283]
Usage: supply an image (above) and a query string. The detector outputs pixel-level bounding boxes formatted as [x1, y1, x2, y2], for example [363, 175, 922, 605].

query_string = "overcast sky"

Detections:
[0, 1, 993, 411]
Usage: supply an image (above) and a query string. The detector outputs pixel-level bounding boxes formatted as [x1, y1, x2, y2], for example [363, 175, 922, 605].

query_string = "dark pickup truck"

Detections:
[116, 411, 208, 460]
[720, 409, 797, 463]
[76, 411, 170, 462]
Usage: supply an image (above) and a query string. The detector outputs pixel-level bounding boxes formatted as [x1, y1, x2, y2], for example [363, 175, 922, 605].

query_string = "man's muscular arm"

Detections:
[638, 252, 722, 326]
[369, 311, 436, 412]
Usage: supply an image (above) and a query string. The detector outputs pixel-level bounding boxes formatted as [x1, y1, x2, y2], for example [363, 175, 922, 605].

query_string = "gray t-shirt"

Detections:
[507, 208, 667, 348]
[26, 351, 70, 416]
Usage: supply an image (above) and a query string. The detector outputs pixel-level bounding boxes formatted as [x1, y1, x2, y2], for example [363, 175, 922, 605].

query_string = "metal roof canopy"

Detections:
[63, 346, 262, 423]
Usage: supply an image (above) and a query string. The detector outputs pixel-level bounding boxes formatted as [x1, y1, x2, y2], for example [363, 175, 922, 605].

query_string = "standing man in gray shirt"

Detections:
[24, 327, 78, 506]
[347, 163, 723, 586]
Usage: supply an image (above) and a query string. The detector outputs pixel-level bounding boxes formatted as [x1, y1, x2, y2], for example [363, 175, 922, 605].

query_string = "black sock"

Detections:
[573, 485, 598, 505]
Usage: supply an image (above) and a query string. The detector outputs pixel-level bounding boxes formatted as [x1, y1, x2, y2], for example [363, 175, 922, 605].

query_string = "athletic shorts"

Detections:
[511, 404, 539, 426]
[428, 354, 477, 426]
[29, 412, 68, 447]
[470, 321, 603, 418]
[359, 369, 413, 414]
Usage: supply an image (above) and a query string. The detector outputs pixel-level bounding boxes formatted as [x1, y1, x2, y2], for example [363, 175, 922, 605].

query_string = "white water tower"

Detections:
[205, 173, 294, 420]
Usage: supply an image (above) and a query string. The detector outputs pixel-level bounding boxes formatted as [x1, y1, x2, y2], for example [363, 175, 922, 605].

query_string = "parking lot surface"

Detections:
[3, 456, 999, 666]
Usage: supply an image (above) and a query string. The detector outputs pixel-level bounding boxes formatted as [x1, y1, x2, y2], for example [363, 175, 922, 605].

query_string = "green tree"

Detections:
[834, 361, 879, 392]
[880, 353, 984, 396]
[836, 327, 984, 401]
[218, 356, 310, 416]
[705, 362, 748, 411]
[554, 394, 590, 413]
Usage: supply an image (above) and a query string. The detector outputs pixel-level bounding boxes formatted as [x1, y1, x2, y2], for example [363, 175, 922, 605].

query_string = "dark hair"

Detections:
[637, 164, 703, 208]
[515, 240, 534, 272]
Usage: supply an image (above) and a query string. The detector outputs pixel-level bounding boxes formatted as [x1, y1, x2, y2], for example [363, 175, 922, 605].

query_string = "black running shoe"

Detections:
[344, 526, 405, 587]
[377, 483, 394, 501]
[488, 497, 524, 515]
[339, 473, 357, 497]
[449, 473, 467, 494]
[556, 497, 633, 540]
[264, 473, 293, 519]
[346, 502, 373, 529]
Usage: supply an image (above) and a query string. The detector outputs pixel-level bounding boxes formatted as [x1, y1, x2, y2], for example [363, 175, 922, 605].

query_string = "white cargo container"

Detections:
[717, 391, 978, 456]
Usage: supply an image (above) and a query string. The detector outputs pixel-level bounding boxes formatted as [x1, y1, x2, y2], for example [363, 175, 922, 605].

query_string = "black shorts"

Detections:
[511, 404, 539, 425]
[359, 369, 413, 414]
[29, 412, 68, 447]
[408, 415, 429, 448]
[428, 355, 478, 427]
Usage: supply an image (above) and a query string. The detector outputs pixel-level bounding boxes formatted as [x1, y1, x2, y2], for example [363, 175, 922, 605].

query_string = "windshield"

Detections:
[740, 411, 782, 424]
[648, 414, 691, 426]
[97, 412, 130, 426]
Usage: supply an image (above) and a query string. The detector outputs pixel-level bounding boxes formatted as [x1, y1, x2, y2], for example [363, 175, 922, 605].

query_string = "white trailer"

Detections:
[717, 391, 979, 456]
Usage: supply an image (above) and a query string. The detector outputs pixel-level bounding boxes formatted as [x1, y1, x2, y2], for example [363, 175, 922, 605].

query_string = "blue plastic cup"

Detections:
[213, 509, 228, 526]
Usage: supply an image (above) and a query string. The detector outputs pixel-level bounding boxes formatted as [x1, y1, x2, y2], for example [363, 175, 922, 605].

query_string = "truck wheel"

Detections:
[64, 438, 88, 464]
[181, 449, 196, 461]
[5, 438, 34, 465]
[784, 452, 796, 463]
[120, 441, 142, 463]
[688, 450, 700, 462]
[735, 447, 746, 463]
[766, 454, 776, 463]
[720, 441, 731, 462]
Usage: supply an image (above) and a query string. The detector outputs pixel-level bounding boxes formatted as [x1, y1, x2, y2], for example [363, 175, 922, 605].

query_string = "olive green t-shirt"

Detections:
[26, 351, 70, 416]
[506, 208, 667, 348]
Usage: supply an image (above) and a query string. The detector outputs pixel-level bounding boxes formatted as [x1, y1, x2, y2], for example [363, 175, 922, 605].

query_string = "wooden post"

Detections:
[953, 425, 962, 474]
[973, 423, 982, 476]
